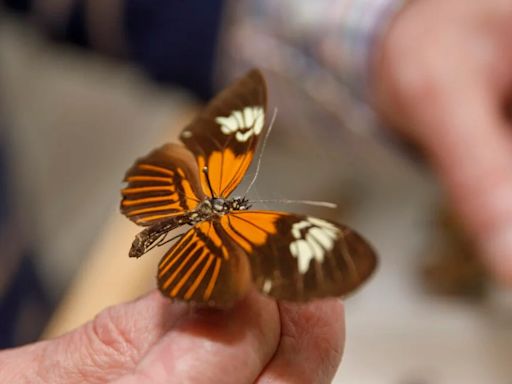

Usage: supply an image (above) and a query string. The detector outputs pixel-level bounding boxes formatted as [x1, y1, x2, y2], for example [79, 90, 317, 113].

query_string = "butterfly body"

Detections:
[121, 69, 377, 307]
[129, 195, 251, 258]
[195, 195, 252, 220]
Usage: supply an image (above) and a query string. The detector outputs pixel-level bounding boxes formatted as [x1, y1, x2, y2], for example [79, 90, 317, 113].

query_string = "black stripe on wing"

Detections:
[121, 143, 205, 226]
[157, 221, 251, 307]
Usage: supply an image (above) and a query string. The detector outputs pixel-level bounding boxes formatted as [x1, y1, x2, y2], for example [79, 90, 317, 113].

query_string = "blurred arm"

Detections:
[221, 1, 407, 101]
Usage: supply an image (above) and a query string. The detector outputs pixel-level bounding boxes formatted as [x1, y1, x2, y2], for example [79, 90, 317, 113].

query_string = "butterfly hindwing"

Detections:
[121, 143, 206, 226]
[220, 211, 377, 301]
[179, 70, 267, 198]
[157, 221, 252, 307]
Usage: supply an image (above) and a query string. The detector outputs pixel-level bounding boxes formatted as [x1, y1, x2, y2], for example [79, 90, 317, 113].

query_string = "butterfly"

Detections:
[121, 69, 377, 307]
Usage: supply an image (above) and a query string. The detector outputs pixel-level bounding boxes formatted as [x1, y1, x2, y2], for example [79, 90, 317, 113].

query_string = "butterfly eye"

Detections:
[212, 198, 226, 213]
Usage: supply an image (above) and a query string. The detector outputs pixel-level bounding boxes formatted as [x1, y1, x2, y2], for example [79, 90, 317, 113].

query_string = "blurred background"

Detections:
[1, 2, 512, 383]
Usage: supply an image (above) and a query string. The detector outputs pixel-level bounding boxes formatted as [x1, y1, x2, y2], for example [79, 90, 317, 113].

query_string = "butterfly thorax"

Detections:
[192, 196, 251, 224]
[129, 196, 251, 259]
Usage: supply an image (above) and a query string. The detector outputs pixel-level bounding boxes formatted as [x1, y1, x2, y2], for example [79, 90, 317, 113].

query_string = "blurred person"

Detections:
[1, 0, 512, 382]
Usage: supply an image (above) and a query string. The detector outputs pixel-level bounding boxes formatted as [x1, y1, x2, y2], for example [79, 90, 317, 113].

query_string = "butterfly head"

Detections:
[231, 196, 251, 211]
[194, 196, 251, 220]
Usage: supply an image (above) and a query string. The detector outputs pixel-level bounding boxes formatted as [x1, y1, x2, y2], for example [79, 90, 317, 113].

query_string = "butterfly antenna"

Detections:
[249, 199, 338, 209]
[202, 167, 217, 198]
[243, 107, 278, 197]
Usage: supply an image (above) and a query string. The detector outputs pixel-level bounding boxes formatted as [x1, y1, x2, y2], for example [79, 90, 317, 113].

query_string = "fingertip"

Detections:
[281, 298, 345, 362]
[257, 299, 345, 384]
[175, 290, 280, 346]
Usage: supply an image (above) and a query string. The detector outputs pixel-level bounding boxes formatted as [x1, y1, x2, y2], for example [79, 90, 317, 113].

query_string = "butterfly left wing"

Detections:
[157, 220, 252, 307]
[121, 143, 206, 226]
[220, 211, 377, 301]
[179, 70, 267, 198]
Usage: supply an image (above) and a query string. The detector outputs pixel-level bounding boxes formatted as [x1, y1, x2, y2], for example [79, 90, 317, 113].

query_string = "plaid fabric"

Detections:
[338, 0, 406, 98]
[220, 0, 407, 103]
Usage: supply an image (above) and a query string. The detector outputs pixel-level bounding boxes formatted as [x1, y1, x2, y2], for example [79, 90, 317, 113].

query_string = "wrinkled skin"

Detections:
[0, 291, 344, 384]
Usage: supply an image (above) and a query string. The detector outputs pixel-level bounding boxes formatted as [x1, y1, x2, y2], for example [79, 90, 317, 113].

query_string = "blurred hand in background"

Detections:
[375, 0, 512, 284]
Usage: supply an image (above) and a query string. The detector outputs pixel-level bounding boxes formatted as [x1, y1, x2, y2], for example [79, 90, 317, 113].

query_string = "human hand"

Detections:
[0, 290, 343, 383]
[374, 0, 512, 283]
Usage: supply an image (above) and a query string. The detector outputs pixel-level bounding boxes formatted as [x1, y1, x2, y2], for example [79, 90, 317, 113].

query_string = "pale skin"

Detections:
[0, 291, 344, 383]
[375, 0, 512, 284]
[2, 0, 511, 382]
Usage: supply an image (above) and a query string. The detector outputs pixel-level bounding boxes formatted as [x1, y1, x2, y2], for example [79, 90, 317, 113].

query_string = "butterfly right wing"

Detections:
[157, 220, 252, 307]
[121, 143, 206, 226]
[220, 211, 377, 301]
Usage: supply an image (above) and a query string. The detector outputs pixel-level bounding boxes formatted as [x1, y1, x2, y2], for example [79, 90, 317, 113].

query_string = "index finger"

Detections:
[412, 79, 512, 283]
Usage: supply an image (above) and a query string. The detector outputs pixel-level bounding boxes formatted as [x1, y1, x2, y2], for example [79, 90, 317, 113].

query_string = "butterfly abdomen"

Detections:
[129, 215, 191, 258]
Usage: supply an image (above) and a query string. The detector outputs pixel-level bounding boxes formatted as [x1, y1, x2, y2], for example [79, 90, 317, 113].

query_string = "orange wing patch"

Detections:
[158, 222, 219, 301]
[220, 211, 280, 253]
[121, 144, 205, 226]
[122, 164, 199, 225]
[157, 221, 251, 306]
[198, 148, 254, 198]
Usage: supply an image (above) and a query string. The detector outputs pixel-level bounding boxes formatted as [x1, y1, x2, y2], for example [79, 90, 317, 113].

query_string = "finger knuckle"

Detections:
[85, 305, 140, 367]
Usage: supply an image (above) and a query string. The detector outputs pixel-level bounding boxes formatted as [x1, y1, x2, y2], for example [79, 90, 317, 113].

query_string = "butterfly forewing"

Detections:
[220, 211, 377, 301]
[179, 70, 267, 198]
[121, 144, 205, 226]
[157, 221, 252, 307]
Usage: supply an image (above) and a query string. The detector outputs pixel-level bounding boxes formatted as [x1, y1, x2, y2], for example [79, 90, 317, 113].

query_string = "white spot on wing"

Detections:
[243, 107, 254, 125]
[309, 227, 336, 249]
[215, 106, 265, 142]
[216, 116, 237, 133]
[233, 110, 244, 127]
[253, 111, 264, 135]
[262, 279, 272, 294]
[290, 241, 298, 257]
[236, 130, 253, 142]
[293, 239, 314, 274]
[181, 130, 192, 138]
[292, 220, 309, 239]
[305, 232, 324, 262]
[308, 217, 338, 231]
[289, 217, 340, 274]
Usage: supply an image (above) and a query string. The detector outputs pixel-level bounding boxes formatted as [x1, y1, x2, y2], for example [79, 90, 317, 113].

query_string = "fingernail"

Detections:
[482, 225, 512, 286]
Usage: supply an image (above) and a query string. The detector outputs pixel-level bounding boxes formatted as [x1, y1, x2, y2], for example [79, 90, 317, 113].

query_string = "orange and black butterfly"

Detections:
[121, 69, 377, 307]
